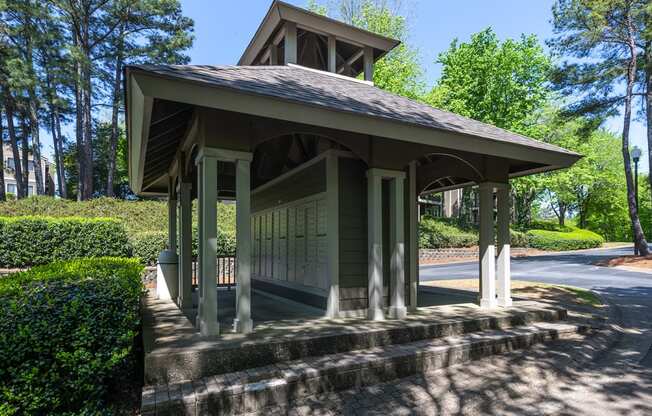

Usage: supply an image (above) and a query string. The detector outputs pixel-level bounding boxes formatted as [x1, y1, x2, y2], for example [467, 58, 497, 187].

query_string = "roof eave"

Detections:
[126, 67, 580, 188]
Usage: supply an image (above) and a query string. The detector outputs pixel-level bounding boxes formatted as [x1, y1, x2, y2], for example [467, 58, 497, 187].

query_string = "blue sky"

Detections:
[43, 0, 649, 171]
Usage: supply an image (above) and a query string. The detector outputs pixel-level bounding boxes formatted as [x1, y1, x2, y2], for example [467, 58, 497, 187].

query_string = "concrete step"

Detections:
[145, 303, 568, 384]
[142, 321, 587, 416]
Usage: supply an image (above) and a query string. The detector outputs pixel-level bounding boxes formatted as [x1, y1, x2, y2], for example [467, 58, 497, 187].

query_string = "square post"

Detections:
[363, 46, 374, 82]
[328, 35, 337, 73]
[478, 182, 497, 308]
[196, 153, 219, 336]
[234, 157, 254, 333]
[408, 161, 419, 312]
[326, 153, 340, 318]
[367, 169, 384, 320]
[156, 181, 178, 301]
[284, 21, 297, 65]
[389, 175, 407, 319]
[496, 184, 512, 307]
[177, 181, 193, 310]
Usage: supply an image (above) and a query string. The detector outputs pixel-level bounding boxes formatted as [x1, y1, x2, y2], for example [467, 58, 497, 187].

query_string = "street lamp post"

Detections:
[631, 146, 642, 256]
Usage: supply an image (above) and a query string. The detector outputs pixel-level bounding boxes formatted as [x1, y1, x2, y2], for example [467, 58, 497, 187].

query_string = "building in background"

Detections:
[419, 189, 479, 223]
[3, 144, 56, 197]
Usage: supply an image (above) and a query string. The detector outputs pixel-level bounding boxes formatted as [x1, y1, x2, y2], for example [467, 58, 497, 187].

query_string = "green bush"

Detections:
[0, 196, 238, 265]
[526, 226, 604, 251]
[130, 231, 168, 265]
[0, 216, 130, 268]
[0, 258, 144, 415]
[419, 217, 478, 248]
[510, 229, 529, 247]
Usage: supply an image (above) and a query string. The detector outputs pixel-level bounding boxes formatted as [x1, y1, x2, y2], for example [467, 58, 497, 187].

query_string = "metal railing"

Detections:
[192, 255, 236, 289]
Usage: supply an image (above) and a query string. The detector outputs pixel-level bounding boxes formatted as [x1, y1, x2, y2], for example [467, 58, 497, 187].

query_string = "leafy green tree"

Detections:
[426, 28, 551, 226]
[550, 0, 649, 254]
[427, 28, 551, 132]
[103, 0, 193, 196]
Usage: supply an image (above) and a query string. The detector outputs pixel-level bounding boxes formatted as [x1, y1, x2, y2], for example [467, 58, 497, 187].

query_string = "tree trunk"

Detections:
[0, 109, 6, 202]
[3, 95, 25, 198]
[107, 24, 125, 197]
[27, 97, 44, 195]
[646, 39, 652, 211]
[81, 63, 93, 200]
[24, 20, 44, 195]
[54, 109, 67, 199]
[20, 116, 30, 196]
[623, 13, 649, 256]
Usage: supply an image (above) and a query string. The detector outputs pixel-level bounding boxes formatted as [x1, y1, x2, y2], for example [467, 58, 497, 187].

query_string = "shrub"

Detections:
[0, 216, 130, 268]
[526, 226, 604, 251]
[419, 217, 478, 248]
[0, 196, 238, 265]
[0, 258, 143, 415]
[510, 229, 529, 247]
[130, 231, 168, 265]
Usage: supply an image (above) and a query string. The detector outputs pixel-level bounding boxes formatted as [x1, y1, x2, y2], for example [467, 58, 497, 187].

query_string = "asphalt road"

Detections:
[420, 245, 652, 368]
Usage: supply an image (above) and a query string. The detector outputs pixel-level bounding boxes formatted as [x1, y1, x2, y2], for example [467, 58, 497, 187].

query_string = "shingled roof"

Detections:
[127, 64, 578, 157]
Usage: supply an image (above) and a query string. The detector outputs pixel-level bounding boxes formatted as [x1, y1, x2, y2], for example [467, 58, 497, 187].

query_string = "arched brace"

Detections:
[417, 153, 485, 194]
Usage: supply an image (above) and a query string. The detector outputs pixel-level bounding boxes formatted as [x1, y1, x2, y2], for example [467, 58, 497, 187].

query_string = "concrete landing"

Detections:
[143, 290, 568, 385]
[142, 321, 586, 416]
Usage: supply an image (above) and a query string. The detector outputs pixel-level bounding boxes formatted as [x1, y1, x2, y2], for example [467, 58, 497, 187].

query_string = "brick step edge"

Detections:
[142, 322, 587, 416]
[146, 306, 567, 384]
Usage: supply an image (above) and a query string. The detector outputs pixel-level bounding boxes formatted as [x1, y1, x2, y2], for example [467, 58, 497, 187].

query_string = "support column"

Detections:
[234, 157, 254, 333]
[196, 153, 219, 336]
[478, 183, 497, 308]
[496, 184, 512, 307]
[328, 35, 337, 73]
[389, 175, 406, 319]
[326, 153, 340, 318]
[156, 181, 179, 301]
[177, 181, 193, 310]
[367, 170, 384, 320]
[363, 46, 374, 82]
[284, 21, 297, 65]
[408, 161, 419, 312]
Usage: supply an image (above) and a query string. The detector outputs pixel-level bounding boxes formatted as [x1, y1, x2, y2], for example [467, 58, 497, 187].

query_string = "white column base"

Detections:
[388, 306, 407, 319]
[480, 298, 498, 308]
[156, 250, 178, 301]
[199, 318, 220, 337]
[497, 297, 513, 307]
[233, 318, 254, 334]
[368, 307, 385, 321]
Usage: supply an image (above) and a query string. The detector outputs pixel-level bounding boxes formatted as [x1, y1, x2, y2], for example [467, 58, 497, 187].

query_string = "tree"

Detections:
[103, 0, 193, 196]
[427, 28, 552, 226]
[550, 0, 649, 255]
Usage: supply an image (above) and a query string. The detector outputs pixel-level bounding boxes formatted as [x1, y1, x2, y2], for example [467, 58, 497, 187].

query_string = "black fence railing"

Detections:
[192, 255, 236, 289]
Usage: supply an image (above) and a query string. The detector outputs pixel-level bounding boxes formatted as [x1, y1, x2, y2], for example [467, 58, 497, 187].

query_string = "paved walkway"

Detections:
[275, 247, 652, 415]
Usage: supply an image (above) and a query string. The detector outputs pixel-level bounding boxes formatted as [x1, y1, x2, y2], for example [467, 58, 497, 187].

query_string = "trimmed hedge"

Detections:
[131, 226, 236, 265]
[0, 197, 238, 266]
[0, 258, 144, 415]
[419, 217, 477, 249]
[526, 226, 604, 251]
[0, 216, 130, 268]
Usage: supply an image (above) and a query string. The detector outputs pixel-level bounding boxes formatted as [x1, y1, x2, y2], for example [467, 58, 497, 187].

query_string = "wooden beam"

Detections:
[337, 48, 363, 74]
[363, 46, 374, 82]
[284, 21, 297, 65]
[328, 35, 337, 73]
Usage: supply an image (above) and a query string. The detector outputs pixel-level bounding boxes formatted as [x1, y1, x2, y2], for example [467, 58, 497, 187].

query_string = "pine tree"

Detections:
[549, 0, 650, 255]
